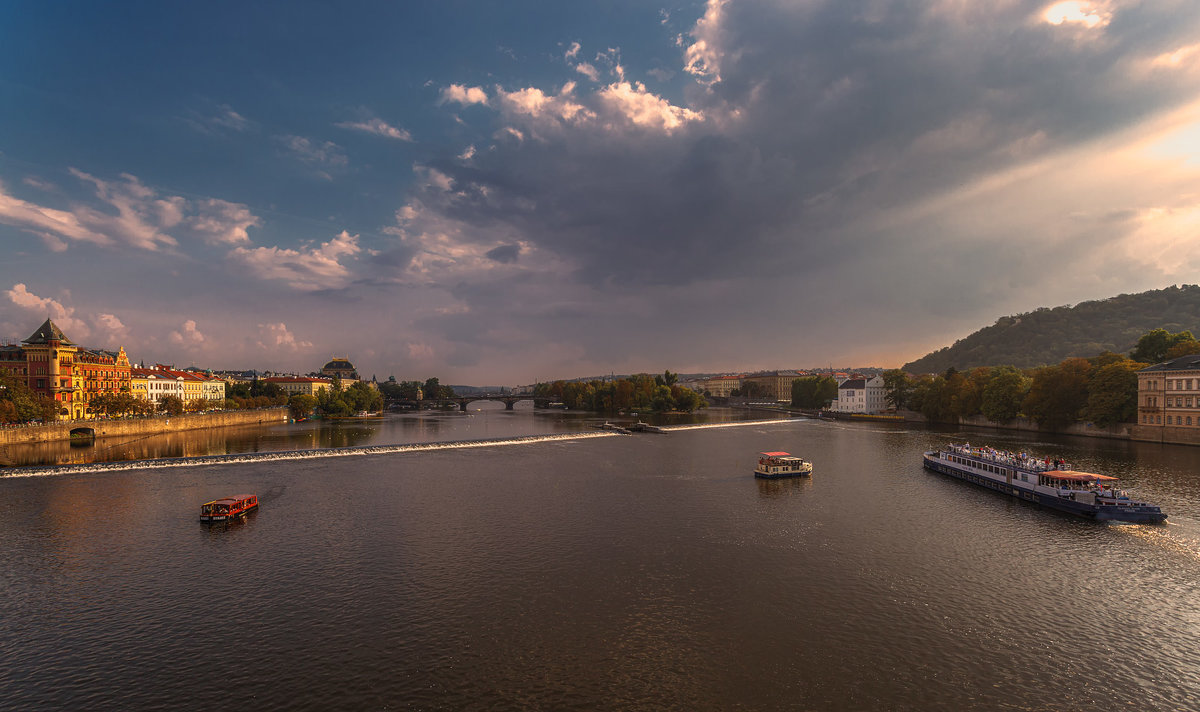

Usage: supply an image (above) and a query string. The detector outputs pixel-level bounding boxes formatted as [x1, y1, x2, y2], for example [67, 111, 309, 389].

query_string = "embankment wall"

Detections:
[0, 408, 288, 446]
[956, 414, 1135, 441]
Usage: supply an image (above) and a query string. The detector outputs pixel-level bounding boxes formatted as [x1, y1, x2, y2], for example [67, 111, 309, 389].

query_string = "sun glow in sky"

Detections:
[1042, 1, 1110, 28]
[2, 0, 1200, 382]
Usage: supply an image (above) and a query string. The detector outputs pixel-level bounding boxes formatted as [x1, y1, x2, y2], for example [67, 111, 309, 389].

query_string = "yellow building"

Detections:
[1137, 355, 1200, 434]
[741, 371, 805, 402]
[264, 376, 333, 397]
[700, 375, 742, 397]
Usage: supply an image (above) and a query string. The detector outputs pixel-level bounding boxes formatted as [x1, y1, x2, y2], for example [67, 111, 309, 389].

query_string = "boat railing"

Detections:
[945, 444, 1067, 473]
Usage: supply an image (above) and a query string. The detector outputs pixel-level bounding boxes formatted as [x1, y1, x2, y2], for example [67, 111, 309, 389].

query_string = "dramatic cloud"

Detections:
[228, 230, 362, 291]
[6, 0, 1200, 381]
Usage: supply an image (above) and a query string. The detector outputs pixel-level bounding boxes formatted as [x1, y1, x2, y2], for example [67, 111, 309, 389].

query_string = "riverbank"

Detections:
[0, 408, 289, 448]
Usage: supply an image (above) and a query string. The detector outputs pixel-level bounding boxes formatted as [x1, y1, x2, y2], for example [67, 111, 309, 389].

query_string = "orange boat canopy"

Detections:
[1047, 471, 1118, 482]
[760, 451, 792, 457]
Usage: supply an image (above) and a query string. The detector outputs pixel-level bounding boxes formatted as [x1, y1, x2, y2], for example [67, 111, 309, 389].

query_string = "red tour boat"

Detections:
[200, 494, 259, 522]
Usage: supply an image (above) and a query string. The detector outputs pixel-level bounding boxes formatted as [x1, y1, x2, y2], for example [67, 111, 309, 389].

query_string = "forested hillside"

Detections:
[903, 285, 1200, 373]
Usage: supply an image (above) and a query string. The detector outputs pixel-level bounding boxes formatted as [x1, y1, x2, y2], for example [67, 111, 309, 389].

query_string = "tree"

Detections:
[881, 370, 913, 410]
[980, 366, 1030, 423]
[1130, 328, 1196, 364]
[911, 375, 954, 423]
[671, 385, 705, 412]
[249, 379, 285, 399]
[953, 367, 992, 419]
[158, 395, 185, 416]
[0, 367, 58, 423]
[1084, 360, 1140, 427]
[791, 376, 838, 408]
[1165, 339, 1200, 359]
[288, 394, 317, 420]
[1023, 359, 1091, 430]
[344, 382, 383, 413]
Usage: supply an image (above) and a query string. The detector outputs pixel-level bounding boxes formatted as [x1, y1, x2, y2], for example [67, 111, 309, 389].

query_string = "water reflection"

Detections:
[2, 406, 792, 468]
[755, 476, 812, 499]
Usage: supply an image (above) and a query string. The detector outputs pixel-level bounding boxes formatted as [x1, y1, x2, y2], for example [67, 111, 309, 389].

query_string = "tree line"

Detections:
[849, 328, 1199, 429]
[534, 371, 705, 413]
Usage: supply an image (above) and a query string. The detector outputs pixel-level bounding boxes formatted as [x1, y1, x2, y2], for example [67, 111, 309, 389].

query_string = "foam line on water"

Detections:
[0, 431, 620, 479]
[660, 418, 808, 431]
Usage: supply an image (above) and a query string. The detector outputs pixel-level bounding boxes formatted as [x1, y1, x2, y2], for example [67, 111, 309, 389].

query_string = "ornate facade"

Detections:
[0, 319, 132, 420]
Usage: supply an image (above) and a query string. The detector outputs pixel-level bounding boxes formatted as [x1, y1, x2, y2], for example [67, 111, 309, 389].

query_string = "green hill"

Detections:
[903, 284, 1200, 373]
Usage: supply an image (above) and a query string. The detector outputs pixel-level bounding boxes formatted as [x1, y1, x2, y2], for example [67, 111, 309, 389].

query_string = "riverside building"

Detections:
[0, 318, 132, 420]
[1136, 355, 1200, 445]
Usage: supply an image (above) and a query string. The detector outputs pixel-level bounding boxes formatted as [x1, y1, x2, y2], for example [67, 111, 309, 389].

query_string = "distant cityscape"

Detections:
[0, 318, 380, 421]
[2, 317, 903, 422]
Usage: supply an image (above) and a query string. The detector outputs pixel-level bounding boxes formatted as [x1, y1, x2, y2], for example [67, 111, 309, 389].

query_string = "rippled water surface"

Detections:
[3, 413, 1199, 710]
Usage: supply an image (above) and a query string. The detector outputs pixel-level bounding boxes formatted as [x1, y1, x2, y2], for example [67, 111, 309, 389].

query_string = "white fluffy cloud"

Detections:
[0, 171, 260, 251]
[595, 81, 705, 132]
[228, 230, 362, 291]
[3, 284, 136, 348]
[440, 84, 489, 106]
[256, 322, 313, 351]
[169, 319, 206, 346]
[6, 283, 89, 337]
[682, 0, 726, 83]
[186, 199, 261, 244]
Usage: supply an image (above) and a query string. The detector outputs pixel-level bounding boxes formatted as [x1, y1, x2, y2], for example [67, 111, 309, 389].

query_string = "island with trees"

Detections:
[533, 371, 705, 414]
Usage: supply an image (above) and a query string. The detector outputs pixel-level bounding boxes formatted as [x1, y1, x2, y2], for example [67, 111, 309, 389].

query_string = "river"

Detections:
[2, 407, 1199, 710]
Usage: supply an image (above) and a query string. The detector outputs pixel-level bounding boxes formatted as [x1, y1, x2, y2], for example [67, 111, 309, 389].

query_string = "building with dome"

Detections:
[320, 357, 360, 386]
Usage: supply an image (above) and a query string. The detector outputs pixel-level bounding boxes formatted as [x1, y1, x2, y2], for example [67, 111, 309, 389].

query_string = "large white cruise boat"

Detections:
[923, 444, 1166, 523]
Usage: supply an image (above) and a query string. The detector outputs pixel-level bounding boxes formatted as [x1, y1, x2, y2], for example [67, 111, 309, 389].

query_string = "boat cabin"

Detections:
[755, 451, 813, 478]
[200, 494, 259, 521]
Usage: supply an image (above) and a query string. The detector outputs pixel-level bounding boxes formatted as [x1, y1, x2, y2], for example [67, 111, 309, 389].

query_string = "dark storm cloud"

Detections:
[484, 244, 521, 263]
[408, 0, 1200, 348]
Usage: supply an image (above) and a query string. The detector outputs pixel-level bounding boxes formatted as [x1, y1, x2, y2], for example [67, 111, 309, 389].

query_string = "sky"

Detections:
[3, 0, 1200, 384]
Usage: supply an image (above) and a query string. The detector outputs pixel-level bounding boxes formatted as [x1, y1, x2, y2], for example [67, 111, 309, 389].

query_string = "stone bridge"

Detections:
[386, 394, 554, 412]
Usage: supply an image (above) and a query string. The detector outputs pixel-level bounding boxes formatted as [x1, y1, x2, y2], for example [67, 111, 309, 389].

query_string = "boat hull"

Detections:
[923, 453, 1165, 523]
[753, 468, 812, 479]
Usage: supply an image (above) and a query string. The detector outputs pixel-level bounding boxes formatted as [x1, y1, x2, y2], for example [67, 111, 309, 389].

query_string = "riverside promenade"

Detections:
[0, 408, 288, 447]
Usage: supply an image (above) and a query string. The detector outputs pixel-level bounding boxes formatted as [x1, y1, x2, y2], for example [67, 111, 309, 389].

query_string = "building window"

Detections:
[1189, 417, 1193, 426]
